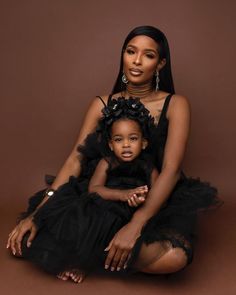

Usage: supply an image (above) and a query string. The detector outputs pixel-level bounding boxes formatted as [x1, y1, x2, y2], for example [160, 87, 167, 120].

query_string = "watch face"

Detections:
[47, 190, 54, 196]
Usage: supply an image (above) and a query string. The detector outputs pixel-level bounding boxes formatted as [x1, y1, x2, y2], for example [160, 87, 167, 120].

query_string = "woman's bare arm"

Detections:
[51, 97, 107, 190]
[6, 96, 108, 254]
[31, 97, 108, 213]
[131, 94, 191, 226]
[150, 168, 159, 187]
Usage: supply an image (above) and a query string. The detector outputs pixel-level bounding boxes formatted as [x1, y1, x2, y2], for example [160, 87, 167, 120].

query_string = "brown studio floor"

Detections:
[1, 199, 236, 295]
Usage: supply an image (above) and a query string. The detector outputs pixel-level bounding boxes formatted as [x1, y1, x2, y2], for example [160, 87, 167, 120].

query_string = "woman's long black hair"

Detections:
[112, 26, 175, 94]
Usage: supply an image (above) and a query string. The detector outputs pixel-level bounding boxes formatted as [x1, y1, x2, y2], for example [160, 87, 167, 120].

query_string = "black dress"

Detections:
[20, 94, 220, 275]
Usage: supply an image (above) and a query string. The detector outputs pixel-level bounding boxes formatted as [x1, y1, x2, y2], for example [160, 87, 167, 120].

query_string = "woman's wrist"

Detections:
[44, 188, 56, 198]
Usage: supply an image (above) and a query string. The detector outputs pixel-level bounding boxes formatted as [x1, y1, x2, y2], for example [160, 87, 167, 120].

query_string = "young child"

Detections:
[16, 97, 158, 283]
[87, 97, 159, 208]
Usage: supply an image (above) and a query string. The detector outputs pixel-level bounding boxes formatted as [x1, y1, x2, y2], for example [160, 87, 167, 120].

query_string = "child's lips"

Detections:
[121, 151, 133, 157]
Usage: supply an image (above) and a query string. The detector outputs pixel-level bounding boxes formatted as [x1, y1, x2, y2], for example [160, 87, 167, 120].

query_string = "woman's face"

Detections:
[123, 35, 163, 85]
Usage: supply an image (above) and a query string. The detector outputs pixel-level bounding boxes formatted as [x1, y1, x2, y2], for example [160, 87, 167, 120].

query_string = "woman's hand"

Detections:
[104, 221, 142, 271]
[6, 216, 37, 256]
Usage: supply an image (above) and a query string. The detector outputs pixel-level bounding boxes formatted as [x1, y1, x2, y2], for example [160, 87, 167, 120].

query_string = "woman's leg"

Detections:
[132, 240, 189, 274]
[140, 247, 188, 274]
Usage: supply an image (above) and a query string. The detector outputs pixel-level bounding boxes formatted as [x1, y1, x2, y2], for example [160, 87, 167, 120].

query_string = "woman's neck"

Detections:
[124, 81, 154, 99]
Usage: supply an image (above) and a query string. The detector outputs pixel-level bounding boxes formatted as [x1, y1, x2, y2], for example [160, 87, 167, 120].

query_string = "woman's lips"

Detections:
[129, 68, 143, 76]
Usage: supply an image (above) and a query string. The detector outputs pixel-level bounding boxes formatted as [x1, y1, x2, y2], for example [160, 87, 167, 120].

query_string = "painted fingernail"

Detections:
[124, 265, 127, 269]
[105, 265, 109, 269]
[117, 267, 121, 271]
[111, 267, 115, 271]
[13, 251, 16, 255]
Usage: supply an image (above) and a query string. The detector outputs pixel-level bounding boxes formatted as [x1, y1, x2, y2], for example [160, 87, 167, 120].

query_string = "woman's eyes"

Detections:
[146, 53, 155, 59]
[126, 48, 135, 55]
[125, 48, 155, 59]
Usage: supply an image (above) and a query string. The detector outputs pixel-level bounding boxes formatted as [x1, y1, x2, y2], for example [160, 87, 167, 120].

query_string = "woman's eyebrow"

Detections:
[127, 44, 157, 54]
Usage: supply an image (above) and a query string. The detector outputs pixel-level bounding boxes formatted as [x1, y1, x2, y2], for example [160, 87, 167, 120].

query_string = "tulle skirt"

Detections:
[19, 173, 220, 275]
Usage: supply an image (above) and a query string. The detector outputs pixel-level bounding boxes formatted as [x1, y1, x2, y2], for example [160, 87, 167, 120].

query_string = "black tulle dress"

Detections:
[20, 94, 220, 275]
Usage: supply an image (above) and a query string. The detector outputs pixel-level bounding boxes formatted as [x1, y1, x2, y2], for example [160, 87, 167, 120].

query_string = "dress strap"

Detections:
[159, 94, 173, 120]
[96, 94, 114, 106]
[96, 96, 106, 107]
[162, 94, 173, 114]
[107, 94, 113, 104]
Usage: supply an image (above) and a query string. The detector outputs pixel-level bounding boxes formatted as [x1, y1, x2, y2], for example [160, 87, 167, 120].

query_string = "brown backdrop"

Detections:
[0, 1, 236, 294]
[1, 0, 235, 203]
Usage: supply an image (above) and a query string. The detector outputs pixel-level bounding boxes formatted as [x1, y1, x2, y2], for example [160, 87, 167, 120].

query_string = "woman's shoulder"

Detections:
[169, 93, 190, 108]
[167, 93, 191, 118]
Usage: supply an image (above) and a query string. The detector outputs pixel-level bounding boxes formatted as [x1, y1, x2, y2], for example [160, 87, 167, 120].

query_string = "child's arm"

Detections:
[88, 159, 148, 202]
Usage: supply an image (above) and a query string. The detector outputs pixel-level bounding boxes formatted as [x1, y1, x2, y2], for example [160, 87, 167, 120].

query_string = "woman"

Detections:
[7, 26, 219, 283]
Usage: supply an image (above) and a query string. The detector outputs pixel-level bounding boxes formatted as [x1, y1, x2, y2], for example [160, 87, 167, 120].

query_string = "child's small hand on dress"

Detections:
[126, 185, 148, 207]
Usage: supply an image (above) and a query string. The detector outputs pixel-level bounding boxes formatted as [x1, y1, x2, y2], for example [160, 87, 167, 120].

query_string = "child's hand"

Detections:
[127, 194, 145, 207]
[126, 185, 148, 207]
[118, 185, 148, 204]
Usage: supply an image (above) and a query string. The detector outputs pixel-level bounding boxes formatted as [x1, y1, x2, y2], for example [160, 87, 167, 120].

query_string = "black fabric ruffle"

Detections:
[20, 156, 220, 274]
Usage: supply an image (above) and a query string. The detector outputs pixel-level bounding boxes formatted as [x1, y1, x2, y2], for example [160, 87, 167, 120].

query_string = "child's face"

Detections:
[109, 119, 147, 162]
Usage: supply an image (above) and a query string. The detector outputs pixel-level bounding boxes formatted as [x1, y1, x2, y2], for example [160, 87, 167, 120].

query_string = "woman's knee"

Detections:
[141, 247, 188, 274]
[166, 248, 188, 272]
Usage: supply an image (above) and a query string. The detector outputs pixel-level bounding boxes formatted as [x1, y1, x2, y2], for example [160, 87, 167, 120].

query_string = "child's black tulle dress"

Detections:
[20, 94, 220, 275]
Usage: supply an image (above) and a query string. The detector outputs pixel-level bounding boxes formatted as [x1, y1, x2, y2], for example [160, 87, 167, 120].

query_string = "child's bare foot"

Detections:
[57, 269, 85, 283]
[57, 271, 70, 281]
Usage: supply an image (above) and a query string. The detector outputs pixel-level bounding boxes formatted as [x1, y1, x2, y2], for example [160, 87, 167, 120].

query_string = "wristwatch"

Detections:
[44, 188, 55, 198]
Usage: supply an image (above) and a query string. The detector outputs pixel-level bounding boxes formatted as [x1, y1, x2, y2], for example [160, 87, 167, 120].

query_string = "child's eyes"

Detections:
[114, 138, 122, 142]
[130, 137, 138, 141]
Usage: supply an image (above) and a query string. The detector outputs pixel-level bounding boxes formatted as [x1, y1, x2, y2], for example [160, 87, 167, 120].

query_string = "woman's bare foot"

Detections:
[57, 269, 85, 283]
